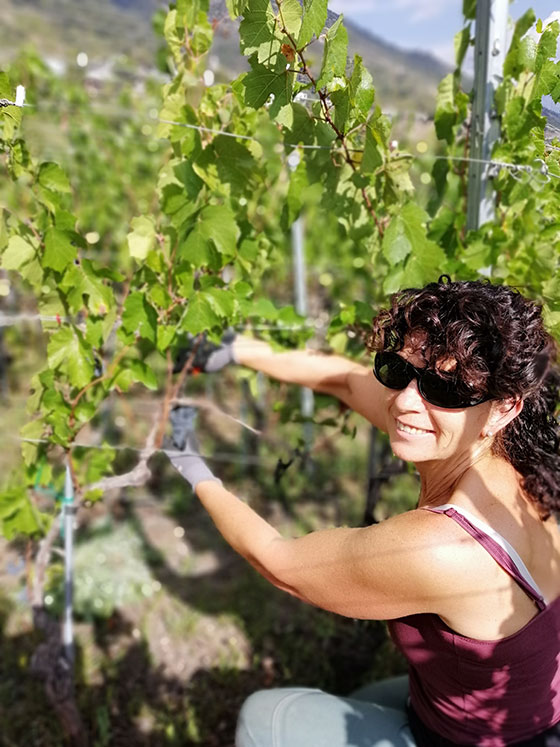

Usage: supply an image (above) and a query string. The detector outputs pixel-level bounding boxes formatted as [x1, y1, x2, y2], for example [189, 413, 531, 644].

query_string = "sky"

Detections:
[327, 1, 560, 66]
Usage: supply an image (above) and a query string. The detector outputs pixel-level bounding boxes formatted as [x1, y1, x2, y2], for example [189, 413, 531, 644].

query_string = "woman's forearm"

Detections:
[232, 336, 366, 397]
[195, 480, 303, 596]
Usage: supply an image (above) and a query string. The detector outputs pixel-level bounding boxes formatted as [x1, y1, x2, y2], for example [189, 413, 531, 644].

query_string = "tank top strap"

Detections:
[423, 503, 547, 611]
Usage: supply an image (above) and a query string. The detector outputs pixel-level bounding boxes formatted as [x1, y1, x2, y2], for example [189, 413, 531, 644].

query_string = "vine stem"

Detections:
[80, 335, 205, 496]
[276, 7, 385, 237]
[153, 335, 204, 449]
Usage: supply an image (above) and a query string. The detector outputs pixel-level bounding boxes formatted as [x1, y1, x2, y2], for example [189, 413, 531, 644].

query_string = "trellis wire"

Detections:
[19, 436, 289, 467]
[156, 117, 559, 185]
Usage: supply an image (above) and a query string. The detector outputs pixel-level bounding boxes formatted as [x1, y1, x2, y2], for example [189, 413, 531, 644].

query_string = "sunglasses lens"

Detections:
[419, 370, 465, 408]
[374, 353, 413, 390]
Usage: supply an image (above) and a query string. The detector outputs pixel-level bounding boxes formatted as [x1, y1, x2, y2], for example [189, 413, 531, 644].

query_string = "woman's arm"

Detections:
[233, 337, 388, 431]
[167, 414, 481, 623]
[194, 479, 456, 620]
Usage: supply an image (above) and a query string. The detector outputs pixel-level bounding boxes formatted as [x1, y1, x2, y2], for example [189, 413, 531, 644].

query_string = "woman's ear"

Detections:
[485, 398, 523, 437]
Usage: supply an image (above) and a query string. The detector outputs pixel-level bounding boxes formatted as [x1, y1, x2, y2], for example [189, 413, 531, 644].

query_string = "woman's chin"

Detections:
[389, 437, 433, 463]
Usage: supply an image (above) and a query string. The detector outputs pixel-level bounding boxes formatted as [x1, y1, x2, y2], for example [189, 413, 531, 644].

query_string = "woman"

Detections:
[169, 277, 560, 746]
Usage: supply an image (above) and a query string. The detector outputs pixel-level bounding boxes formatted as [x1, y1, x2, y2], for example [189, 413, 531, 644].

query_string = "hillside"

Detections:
[1, 0, 450, 115]
[3, 0, 557, 128]
[543, 106, 560, 142]
[0, 0, 160, 68]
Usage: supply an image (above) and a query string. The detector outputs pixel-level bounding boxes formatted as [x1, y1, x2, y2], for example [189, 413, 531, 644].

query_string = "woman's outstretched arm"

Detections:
[193, 478, 457, 621]
[167, 408, 478, 624]
[233, 336, 388, 430]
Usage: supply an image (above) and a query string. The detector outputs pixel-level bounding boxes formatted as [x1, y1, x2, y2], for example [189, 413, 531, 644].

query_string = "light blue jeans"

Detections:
[235, 675, 416, 747]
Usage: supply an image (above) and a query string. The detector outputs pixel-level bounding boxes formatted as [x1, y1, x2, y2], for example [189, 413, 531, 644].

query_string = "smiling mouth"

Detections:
[396, 421, 434, 436]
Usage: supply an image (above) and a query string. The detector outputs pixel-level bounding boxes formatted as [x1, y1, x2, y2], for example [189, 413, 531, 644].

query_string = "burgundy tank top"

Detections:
[388, 504, 560, 747]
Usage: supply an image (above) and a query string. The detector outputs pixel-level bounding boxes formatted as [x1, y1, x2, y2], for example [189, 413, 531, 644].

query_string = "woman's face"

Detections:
[383, 344, 492, 465]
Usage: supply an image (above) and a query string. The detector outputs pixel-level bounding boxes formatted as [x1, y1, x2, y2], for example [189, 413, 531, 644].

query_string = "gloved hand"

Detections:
[166, 406, 222, 490]
[173, 329, 237, 374]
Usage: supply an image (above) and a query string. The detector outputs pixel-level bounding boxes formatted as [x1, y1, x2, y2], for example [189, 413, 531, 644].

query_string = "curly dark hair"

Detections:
[367, 276, 560, 519]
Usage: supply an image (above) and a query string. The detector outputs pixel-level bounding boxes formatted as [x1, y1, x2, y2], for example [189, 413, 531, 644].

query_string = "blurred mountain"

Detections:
[4, 0, 558, 134]
[2, 0, 451, 115]
[1, 0, 161, 67]
[543, 106, 560, 143]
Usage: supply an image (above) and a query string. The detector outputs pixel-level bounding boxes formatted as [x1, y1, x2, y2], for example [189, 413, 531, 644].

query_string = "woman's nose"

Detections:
[394, 377, 426, 409]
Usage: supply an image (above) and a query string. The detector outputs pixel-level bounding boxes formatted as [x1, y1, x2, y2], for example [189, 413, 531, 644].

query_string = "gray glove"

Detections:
[173, 329, 237, 374]
[166, 406, 222, 490]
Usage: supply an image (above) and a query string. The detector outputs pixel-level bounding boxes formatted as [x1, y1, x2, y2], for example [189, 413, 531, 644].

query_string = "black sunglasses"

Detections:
[373, 351, 490, 409]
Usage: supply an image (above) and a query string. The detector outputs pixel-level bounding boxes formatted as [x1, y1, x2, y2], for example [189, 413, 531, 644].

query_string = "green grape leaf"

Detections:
[349, 56, 375, 118]
[279, 0, 302, 38]
[317, 16, 348, 90]
[0, 74, 23, 140]
[460, 239, 497, 272]
[111, 360, 158, 392]
[361, 126, 383, 174]
[61, 260, 114, 316]
[183, 294, 221, 334]
[454, 26, 471, 68]
[81, 446, 116, 485]
[250, 297, 278, 319]
[205, 287, 235, 319]
[434, 74, 456, 144]
[243, 57, 294, 112]
[298, 0, 328, 47]
[383, 203, 431, 266]
[149, 284, 172, 309]
[504, 9, 537, 78]
[0, 481, 45, 539]
[38, 162, 72, 194]
[331, 87, 350, 133]
[402, 248, 447, 288]
[284, 157, 309, 226]
[121, 292, 158, 343]
[226, 0, 248, 18]
[462, 0, 476, 20]
[536, 22, 559, 74]
[207, 135, 258, 194]
[127, 216, 156, 261]
[20, 420, 46, 467]
[163, 9, 183, 61]
[239, 0, 278, 58]
[281, 103, 316, 145]
[161, 184, 200, 228]
[55, 210, 77, 231]
[1, 235, 36, 270]
[191, 17, 214, 56]
[43, 228, 78, 273]
[180, 204, 239, 266]
[47, 327, 95, 388]
[157, 325, 176, 354]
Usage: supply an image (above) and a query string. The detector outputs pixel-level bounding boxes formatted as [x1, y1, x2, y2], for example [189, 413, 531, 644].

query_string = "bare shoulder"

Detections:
[267, 507, 476, 620]
[355, 508, 485, 616]
[370, 507, 476, 567]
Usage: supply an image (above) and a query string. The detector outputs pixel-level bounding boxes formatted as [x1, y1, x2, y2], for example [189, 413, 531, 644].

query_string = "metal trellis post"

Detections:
[466, 0, 509, 232]
[288, 151, 314, 455]
[63, 459, 75, 664]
